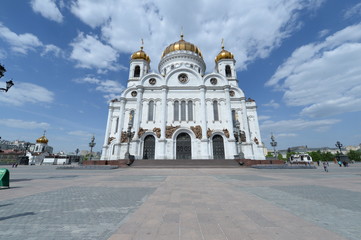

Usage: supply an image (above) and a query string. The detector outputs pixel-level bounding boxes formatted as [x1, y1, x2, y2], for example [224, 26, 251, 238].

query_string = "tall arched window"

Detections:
[129, 110, 135, 125]
[225, 65, 231, 77]
[232, 110, 236, 127]
[148, 100, 154, 121]
[174, 101, 179, 121]
[112, 145, 116, 155]
[213, 100, 219, 121]
[181, 100, 186, 121]
[134, 65, 140, 77]
[188, 101, 193, 121]
[115, 117, 119, 133]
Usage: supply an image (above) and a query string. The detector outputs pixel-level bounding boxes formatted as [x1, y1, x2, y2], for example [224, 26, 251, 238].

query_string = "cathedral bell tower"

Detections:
[215, 40, 237, 86]
[128, 42, 150, 87]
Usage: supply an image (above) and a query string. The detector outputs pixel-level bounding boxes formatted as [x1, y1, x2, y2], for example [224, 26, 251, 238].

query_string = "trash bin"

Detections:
[0, 168, 10, 188]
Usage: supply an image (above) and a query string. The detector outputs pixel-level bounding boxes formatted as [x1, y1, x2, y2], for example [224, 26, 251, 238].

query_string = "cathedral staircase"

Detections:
[130, 159, 242, 168]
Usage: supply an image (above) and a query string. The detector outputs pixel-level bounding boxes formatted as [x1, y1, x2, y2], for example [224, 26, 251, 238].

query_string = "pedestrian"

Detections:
[323, 161, 328, 172]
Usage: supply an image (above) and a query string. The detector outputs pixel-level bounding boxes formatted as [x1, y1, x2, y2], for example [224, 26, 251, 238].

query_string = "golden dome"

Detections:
[162, 35, 203, 58]
[131, 46, 150, 63]
[215, 46, 234, 62]
[36, 135, 48, 144]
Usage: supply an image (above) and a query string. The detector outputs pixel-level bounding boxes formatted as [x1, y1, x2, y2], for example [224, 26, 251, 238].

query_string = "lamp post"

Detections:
[89, 136, 96, 161]
[335, 141, 343, 155]
[0, 80, 14, 92]
[1, 64, 14, 92]
[270, 133, 277, 158]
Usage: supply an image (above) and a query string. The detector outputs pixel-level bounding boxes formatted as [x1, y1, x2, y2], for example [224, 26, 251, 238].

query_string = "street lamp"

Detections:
[335, 141, 343, 155]
[0, 80, 14, 92]
[89, 136, 96, 160]
[270, 133, 277, 158]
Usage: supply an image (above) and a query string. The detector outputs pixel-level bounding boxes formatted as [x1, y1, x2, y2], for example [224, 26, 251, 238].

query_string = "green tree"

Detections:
[309, 151, 322, 162]
[347, 150, 361, 161]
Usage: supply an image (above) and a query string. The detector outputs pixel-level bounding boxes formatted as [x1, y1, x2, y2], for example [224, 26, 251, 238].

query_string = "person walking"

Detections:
[323, 161, 329, 172]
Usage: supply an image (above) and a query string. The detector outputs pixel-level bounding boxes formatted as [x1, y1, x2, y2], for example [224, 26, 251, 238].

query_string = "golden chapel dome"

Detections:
[131, 46, 151, 63]
[161, 35, 203, 58]
[215, 45, 234, 62]
[36, 135, 48, 144]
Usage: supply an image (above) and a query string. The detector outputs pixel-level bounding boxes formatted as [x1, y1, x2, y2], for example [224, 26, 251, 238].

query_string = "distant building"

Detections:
[27, 133, 53, 165]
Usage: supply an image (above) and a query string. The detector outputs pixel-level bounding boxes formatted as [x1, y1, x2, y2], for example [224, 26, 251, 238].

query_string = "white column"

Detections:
[133, 86, 144, 139]
[117, 98, 126, 143]
[224, 86, 235, 140]
[224, 86, 237, 158]
[101, 104, 114, 160]
[240, 99, 251, 142]
[158, 86, 168, 159]
[200, 85, 210, 159]
[200, 86, 208, 139]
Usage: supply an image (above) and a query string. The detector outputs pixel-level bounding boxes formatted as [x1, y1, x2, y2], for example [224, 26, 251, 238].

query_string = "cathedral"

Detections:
[101, 35, 265, 161]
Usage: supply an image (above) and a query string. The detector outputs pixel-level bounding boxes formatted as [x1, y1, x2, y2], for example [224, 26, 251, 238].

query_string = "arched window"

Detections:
[181, 100, 186, 121]
[134, 65, 140, 77]
[115, 117, 119, 133]
[112, 145, 116, 155]
[129, 110, 135, 125]
[148, 100, 154, 121]
[188, 101, 193, 121]
[174, 101, 179, 121]
[213, 100, 219, 121]
[225, 65, 231, 77]
[232, 110, 236, 127]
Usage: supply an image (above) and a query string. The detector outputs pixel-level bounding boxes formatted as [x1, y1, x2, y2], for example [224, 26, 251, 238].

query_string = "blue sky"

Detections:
[1, 0, 361, 154]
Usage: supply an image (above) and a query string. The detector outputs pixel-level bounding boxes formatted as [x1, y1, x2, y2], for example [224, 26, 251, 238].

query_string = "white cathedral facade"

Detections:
[101, 36, 265, 161]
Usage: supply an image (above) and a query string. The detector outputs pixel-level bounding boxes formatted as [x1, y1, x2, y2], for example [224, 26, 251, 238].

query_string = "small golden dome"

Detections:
[215, 46, 234, 62]
[162, 35, 203, 58]
[131, 46, 150, 63]
[36, 135, 48, 144]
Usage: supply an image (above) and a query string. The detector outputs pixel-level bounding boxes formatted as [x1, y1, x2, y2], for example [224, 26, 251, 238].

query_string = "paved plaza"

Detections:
[0, 163, 360, 240]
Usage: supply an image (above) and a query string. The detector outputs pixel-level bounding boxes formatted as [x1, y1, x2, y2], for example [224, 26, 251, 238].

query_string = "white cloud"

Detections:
[344, 2, 361, 19]
[41, 44, 64, 58]
[74, 76, 125, 101]
[31, 0, 64, 23]
[261, 118, 340, 133]
[266, 23, 361, 117]
[0, 49, 6, 59]
[70, 33, 124, 71]
[68, 130, 92, 137]
[262, 100, 280, 109]
[0, 118, 50, 129]
[318, 29, 329, 38]
[277, 133, 298, 138]
[0, 22, 42, 54]
[68, 0, 325, 71]
[258, 115, 271, 121]
[0, 23, 63, 58]
[0, 82, 54, 106]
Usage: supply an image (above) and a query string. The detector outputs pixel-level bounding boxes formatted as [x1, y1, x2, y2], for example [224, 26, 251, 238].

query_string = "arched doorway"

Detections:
[176, 133, 191, 159]
[212, 135, 225, 159]
[143, 135, 155, 159]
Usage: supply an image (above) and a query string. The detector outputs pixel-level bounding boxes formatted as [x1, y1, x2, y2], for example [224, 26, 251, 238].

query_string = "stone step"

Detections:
[131, 159, 242, 168]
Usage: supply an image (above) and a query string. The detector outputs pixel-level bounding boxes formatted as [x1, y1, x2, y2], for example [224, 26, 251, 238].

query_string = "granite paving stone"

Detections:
[0, 163, 360, 239]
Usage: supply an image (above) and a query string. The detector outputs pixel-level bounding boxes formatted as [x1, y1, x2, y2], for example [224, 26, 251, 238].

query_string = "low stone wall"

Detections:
[82, 160, 129, 167]
[236, 159, 285, 166]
